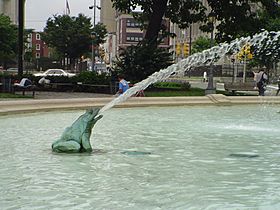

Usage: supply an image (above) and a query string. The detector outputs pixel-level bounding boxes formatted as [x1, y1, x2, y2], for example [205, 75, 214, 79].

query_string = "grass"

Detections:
[0, 93, 32, 99]
[145, 88, 206, 97]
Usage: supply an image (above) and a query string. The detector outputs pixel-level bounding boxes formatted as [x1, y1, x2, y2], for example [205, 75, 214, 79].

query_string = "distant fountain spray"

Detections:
[99, 31, 280, 113]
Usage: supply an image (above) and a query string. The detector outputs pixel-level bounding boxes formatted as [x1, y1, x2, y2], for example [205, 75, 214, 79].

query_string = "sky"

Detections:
[25, 0, 101, 31]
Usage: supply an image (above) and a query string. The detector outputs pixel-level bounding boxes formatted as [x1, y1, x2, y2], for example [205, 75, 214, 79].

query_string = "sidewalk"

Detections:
[1, 93, 280, 116]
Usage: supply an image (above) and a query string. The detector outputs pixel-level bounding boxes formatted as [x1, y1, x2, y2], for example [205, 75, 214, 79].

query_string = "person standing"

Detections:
[255, 69, 268, 96]
[117, 75, 129, 95]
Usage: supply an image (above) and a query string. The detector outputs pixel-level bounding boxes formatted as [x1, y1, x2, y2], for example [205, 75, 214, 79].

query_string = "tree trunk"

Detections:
[144, 0, 168, 43]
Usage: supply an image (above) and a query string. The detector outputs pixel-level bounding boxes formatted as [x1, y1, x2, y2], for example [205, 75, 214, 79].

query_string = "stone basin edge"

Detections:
[0, 94, 280, 116]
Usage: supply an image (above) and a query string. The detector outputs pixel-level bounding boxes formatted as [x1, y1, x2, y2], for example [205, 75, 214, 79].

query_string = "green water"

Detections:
[0, 105, 280, 209]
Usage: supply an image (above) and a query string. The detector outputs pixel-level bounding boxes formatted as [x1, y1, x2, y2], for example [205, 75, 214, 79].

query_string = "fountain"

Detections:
[1, 105, 280, 208]
[99, 30, 280, 113]
[1, 31, 280, 208]
[51, 30, 280, 153]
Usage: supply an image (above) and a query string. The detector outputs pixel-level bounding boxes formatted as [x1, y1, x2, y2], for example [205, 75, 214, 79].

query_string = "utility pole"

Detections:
[18, 0, 25, 77]
[89, 0, 101, 71]
[205, 13, 216, 95]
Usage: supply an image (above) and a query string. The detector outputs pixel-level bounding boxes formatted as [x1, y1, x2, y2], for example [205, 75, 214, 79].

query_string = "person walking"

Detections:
[203, 71, 207, 82]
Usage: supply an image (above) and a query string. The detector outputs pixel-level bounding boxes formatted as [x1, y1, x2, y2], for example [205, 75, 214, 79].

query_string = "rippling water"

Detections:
[1, 105, 280, 209]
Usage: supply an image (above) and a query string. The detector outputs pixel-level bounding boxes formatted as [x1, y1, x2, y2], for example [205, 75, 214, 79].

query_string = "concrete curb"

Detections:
[0, 94, 280, 115]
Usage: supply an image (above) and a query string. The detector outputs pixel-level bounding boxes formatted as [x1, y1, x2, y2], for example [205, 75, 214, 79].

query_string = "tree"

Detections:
[92, 23, 108, 46]
[0, 14, 17, 69]
[248, 9, 280, 74]
[112, 0, 280, 43]
[191, 36, 217, 54]
[114, 42, 173, 83]
[251, 32, 280, 77]
[42, 14, 93, 69]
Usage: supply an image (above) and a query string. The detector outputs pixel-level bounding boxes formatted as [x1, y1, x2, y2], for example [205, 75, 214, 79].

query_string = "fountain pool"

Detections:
[1, 105, 280, 209]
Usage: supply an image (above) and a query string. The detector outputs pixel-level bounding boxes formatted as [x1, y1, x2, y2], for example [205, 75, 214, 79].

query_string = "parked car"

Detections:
[33, 69, 76, 77]
[6, 67, 18, 74]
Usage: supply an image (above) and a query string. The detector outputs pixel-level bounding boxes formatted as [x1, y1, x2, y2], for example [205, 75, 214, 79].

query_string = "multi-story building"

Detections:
[100, 0, 116, 33]
[99, 0, 206, 65]
[116, 14, 170, 50]
[0, 0, 18, 25]
[100, 1, 170, 65]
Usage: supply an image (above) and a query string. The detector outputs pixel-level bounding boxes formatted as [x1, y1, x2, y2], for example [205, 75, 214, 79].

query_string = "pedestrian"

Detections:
[14, 78, 32, 87]
[203, 71, 207, 82]
[117, 75, 129, 95]
[255, 69, 268, 96]
[38, 77, 50, 85]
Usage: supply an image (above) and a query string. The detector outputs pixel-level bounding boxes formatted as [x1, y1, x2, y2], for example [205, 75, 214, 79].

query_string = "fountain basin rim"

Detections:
[0, 94, 280, 116]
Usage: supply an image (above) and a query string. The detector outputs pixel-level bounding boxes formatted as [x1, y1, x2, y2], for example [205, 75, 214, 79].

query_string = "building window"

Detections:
[36, 53, 40, 58]
[36, 33, 40, 40]
[126, 18, 141, 28]
[26, 43, 32, 50]
[126, 33, 143, 42]
[36, 44, 40, 50]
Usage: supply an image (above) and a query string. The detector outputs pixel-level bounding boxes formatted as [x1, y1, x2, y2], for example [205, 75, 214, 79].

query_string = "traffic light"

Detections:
[176, 42, 181, 55]
[99, 48, 105, 59]
[183, 43, 189, 57]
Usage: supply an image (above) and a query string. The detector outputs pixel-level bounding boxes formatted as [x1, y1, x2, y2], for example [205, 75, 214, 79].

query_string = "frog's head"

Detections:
[84, 108, 103, 126]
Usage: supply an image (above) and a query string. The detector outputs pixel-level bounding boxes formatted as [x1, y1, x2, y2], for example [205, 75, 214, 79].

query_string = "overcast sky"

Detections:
[25, 0, 100, 31]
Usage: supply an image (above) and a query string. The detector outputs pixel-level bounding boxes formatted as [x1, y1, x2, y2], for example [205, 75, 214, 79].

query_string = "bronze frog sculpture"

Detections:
[52, 108, 103, 153]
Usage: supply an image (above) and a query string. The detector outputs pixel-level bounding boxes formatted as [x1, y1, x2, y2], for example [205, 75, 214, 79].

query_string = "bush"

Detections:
[73, 71, 110, 85]
[113, 41, 173, 83]
[153, 81, 191, 90]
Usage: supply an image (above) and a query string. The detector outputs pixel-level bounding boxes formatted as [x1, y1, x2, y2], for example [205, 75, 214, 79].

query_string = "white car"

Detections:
[33, 69, 76, 77]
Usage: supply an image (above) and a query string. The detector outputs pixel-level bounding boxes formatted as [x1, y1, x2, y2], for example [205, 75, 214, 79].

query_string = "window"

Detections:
[126, 18, 141, 28]
[36, 33, 40, 40]
[126, 33, 143, 42]
[36, 44, 40, 50]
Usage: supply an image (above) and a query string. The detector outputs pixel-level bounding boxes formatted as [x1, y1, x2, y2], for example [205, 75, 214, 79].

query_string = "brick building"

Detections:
[26, 32, 50, 59]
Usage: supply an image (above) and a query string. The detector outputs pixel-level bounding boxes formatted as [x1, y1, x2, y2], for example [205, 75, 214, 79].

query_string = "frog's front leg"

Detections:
[81, 132, 92, 152]
[52, 140, 81, 153]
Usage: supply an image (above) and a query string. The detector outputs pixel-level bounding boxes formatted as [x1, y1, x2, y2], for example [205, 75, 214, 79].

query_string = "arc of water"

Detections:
[99, 30, 280, 113]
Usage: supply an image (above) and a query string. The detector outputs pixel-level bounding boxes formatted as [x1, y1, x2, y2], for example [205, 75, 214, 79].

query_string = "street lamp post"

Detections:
[18, 0, 25, 77]
[91, 32, 97, 71]
[89, 0, 101, 71]
[205, 13, 216, 95]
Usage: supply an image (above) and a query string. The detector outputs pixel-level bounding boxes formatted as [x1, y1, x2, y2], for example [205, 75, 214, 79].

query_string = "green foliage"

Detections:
[202, 0, 280, 42]
[112, 0, 280, 43]
[73, 71, 110, 84]
[251, 31, 280, 70]
[153, 82, 191, 90]
[0, 93, 32, 99]
[113, 42, 173, 83]
[42, 14, 92, 60]
[191, 36, 217, 54]
[145, 87, 204, 97]
[91, 23, 108, 46]
[0, 14, 17, 66]
[112, 0, 206, 30]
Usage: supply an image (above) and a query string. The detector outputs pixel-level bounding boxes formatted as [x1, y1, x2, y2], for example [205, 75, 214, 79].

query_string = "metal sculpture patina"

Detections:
[52, 108, 102, 153]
